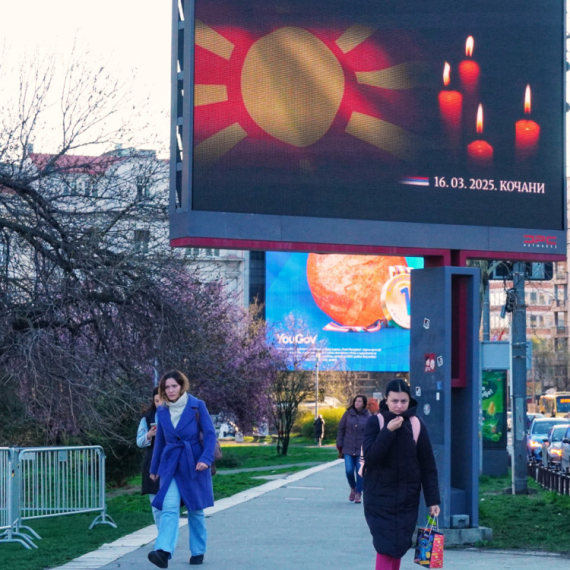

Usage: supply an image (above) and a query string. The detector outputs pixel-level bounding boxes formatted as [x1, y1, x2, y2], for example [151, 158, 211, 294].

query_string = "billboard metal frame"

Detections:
[170, 0, 567, 262]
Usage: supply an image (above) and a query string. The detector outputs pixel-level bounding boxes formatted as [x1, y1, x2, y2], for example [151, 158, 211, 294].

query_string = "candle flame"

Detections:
[476, 104, 484, 134]
[443, 62, 451, 86]
[466, 36, 474, 57]
[524, 84, 531, 114]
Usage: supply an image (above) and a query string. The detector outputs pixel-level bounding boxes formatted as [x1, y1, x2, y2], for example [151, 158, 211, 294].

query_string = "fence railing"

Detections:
[527, 460, 570, 496]
[0, 448, 10, 533]
[0, 446, 116, 549]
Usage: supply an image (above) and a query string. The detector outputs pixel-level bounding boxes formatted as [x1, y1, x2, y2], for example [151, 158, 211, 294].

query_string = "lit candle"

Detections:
[515, 85, 540, 161]
[438, 62, 463, 146]
[458, 36, 480, 94]
[467, 104, 493, 169]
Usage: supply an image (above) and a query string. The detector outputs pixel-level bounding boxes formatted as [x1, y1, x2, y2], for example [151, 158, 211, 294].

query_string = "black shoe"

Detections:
[189, 554, 204, 565]
[148, 549, 169, 568]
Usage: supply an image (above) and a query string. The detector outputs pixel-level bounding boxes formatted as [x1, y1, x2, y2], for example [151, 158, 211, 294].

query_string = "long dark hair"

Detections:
[349, 394, 368, 411]
[385, 378, 411, 398]
[143, 386, 160, 416]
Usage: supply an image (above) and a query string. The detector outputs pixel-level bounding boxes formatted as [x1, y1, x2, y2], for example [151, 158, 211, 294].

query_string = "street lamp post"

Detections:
[315, 350, 321, 419]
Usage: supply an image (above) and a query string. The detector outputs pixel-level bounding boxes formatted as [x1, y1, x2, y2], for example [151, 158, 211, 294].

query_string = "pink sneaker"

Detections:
[354, 492, 362, 503]
[349, 488, 356, 501]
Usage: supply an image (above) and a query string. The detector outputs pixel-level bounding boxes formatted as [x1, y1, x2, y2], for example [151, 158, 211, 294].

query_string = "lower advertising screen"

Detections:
[266, 252, 423, 371]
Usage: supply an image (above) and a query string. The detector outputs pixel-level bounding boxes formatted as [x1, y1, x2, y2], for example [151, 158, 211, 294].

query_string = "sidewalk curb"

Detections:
[52, 460, 343, 570]
[448, 547, 570, 559]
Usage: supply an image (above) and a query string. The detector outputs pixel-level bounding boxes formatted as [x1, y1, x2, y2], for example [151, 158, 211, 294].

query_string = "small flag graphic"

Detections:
[400, 176, 429, 187]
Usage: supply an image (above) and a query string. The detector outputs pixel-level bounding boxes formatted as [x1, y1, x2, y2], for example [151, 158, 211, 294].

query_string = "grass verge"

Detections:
[478, 474, 570, 553]
[0, 447, 324, 570]
[216, 442, 337, 469]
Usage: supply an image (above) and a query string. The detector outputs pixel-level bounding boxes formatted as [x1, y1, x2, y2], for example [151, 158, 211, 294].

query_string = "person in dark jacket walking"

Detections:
[336, 395, 371, 503]
[362, 378, 440, 570]
[147, 371, 217, 568]
[314, 414, 325, 447]
[136, 387, 162, 528]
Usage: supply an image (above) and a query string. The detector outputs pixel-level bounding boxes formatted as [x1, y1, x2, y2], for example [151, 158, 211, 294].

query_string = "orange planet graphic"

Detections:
[307, 254, 408, 327]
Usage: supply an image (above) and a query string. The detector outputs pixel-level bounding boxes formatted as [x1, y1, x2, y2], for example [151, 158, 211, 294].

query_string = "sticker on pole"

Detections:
[423, 404, 431, 416]
[424, 353, 436, 373]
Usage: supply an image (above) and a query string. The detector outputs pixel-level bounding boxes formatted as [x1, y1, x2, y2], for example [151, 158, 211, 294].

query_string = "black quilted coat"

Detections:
[141, 411, 160, 496]
[362, 399, 440, 559]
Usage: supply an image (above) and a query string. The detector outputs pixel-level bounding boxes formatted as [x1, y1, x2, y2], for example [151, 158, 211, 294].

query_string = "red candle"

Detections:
[458, 36, 480, 94]
[467, 104, 493, 168]
[515, 85, 540, 161]
[438, 62, 463, 146]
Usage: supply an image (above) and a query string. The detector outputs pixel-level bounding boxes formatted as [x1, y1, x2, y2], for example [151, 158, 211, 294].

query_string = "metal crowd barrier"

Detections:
[0, 446, 116, 549]
[0, 448, 10, 537]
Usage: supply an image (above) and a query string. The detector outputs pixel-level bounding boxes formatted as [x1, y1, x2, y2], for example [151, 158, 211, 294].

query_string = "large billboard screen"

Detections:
[170, 0, 566, 257]
[266, 252, 423, 371]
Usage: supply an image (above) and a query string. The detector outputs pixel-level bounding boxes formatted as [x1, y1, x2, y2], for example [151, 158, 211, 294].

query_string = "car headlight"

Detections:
[530, 440, 542, 448]
[551, 448, 562, 457]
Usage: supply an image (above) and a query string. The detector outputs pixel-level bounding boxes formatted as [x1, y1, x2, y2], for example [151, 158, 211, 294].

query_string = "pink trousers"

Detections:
[375, 553, 401, 570]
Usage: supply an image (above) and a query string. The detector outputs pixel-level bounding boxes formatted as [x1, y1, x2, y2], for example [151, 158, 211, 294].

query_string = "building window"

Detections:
[530, 292, 537, 303]
[136, 175, 150, 199]
[530, 315, 537, 326]
[134, 229, 150, 254]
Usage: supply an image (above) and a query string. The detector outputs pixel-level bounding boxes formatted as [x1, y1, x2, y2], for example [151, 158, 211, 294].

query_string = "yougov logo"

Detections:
[277, 334, 318, 345]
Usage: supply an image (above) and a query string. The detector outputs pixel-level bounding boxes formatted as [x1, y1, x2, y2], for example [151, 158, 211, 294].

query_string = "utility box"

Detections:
[410, 267, 480, 530]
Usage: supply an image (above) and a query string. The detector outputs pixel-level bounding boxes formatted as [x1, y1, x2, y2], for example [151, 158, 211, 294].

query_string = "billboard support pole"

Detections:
[510, 262, 528, 494]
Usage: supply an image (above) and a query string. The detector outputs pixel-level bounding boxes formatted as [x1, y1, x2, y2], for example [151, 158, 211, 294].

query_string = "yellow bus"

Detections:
[538, 393, 570, 417]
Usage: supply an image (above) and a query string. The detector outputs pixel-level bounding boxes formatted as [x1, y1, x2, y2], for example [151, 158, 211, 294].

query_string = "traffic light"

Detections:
[504, 288, 517, 313]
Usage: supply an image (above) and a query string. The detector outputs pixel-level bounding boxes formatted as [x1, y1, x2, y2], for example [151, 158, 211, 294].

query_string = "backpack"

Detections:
[358, 414, 421, 477]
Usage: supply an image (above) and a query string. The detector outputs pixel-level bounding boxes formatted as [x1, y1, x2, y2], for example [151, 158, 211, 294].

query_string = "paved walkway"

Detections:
[56, 461, 569, 570]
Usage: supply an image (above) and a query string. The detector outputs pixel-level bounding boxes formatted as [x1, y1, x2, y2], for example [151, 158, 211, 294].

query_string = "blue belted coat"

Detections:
[150, 395, 217, 512]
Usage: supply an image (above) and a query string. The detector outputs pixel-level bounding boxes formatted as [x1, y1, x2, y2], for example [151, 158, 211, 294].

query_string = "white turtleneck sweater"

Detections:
[166, 392, 188, 428]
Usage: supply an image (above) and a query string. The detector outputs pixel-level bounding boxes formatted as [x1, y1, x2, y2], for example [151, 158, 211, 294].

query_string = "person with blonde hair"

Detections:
[147, 370, 217, 568]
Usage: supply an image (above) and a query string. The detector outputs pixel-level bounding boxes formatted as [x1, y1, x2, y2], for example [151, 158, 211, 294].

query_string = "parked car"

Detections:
[561, 425, 570, 473]
[526, 412, 544, 431]
[540, 423, 570, 467]
[527, 417, 569, 459]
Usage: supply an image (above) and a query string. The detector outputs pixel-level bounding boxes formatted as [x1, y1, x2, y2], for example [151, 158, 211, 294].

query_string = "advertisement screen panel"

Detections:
[171, 0, 566, 256]
[481, 369, 507, 448]
[266, 252, 423, 371]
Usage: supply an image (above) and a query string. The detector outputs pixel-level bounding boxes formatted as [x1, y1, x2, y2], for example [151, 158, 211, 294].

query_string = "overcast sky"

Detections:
[0, 0, 171, 154]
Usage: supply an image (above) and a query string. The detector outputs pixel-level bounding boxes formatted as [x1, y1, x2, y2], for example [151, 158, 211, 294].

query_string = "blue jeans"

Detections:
[155, 479, 207, 557]
[148, 494, 161, 529]
[344, 454, 363, 493]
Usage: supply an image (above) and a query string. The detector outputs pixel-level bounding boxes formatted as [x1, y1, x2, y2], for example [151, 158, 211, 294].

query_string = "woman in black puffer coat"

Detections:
[136, 387, 162, 528]
[362, 379, 440, 570]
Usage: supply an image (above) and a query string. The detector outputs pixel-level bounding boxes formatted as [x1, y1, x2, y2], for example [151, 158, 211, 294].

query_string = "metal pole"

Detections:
[483, 283, 490, 341]
[315, 353, 320, 419]
[511, 262, 528, 494]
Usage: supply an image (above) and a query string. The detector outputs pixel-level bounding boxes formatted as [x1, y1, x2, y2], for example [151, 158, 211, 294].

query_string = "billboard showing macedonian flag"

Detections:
[172, 0, 566, 255]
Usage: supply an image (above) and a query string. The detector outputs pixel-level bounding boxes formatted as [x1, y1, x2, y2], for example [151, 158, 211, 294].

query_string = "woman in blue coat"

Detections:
[147, 370, 217, 568]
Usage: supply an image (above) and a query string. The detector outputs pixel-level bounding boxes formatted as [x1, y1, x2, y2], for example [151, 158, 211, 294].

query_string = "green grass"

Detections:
[478, 474, 570, 553]
[0, 445, 320, 570]
[216, 443, 337, 469]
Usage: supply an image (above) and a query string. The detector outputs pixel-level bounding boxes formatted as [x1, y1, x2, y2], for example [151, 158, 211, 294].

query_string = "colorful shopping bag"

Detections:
[414, 517, 444, 568]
